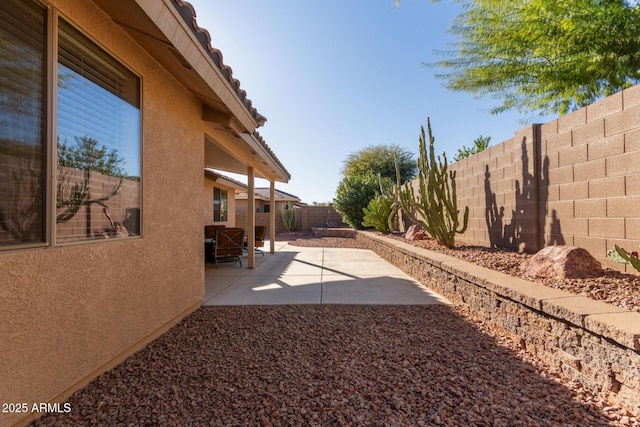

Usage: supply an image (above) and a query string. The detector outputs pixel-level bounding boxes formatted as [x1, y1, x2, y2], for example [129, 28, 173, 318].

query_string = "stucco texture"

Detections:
[1, 1, 204, 426]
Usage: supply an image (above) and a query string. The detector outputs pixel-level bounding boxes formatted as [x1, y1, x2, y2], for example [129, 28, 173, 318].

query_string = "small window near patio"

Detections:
[214, 188, 227, 222]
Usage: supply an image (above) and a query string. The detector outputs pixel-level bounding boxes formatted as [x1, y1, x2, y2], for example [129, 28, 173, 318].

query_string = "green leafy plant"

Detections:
[361, 195, 393, 233]
[607, 245, 640, 272]
[390, 118, 469, 248]
[281, 204, 297, 232]
[417, 0, 640, 117]
[453, 135, 491, 162]
[342, 144, 416, 183]
[333, 172, 382, 229]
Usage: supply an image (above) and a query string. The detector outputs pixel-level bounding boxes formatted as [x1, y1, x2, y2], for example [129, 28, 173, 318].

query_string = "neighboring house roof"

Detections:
[204, 169, 248, 191]
[237, 187, 302, 203]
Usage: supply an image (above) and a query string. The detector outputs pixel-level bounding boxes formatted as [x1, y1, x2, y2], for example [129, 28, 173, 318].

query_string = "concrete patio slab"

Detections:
[203, 242, 449, 306]
[203, 274, 238, 301]
[244, 258, 324, 276]
[321, 248, 382, 261]
[321, 274, 447, 305]
[206, 275, 323, 305]
[322, 260, 410, 277]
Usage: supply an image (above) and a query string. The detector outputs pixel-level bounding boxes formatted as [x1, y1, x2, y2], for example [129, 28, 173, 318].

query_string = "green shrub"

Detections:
[362, 195, 393, 233]
[333, 172, 382, 230]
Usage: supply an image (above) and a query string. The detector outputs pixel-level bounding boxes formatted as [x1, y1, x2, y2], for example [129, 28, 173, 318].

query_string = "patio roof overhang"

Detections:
[92, 0, 290, 183]
[91, 0, 286, 262]
[203, 124, 290, 183]
[204, 169, 248, 191]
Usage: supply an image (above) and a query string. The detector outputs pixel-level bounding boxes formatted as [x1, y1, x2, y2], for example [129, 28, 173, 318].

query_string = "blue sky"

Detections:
[189, 0, 555, 203]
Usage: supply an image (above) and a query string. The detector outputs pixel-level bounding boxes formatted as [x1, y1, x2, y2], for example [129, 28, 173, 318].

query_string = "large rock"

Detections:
[520, 246, 602, 279]
[404, 223, 426, 241]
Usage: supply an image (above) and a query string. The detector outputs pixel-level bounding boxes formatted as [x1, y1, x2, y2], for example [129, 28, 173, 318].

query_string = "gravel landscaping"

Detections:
[33, 305, 629, 426]
[31, 233, 638, 426]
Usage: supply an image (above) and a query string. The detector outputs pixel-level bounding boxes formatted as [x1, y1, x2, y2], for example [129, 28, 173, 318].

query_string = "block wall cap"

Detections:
[585, 311, 640, 351]
[540, 296, 629, 328]
[358, 231, 638, 350]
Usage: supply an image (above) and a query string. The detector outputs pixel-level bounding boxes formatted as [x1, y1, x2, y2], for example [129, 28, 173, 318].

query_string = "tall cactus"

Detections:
[378, 152, 403, 232]
[395, 118, 469, 248]
[281, 204, 297, 232]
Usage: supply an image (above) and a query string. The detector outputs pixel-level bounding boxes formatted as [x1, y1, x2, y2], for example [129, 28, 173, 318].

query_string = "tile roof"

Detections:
[204, 169, 248, 190]
[252, 132, 291, 181]
[237, 187, 301, 202]
[172, 0, 266, 127]
[173, 1, 291, 182]
[258, 188, 300, 201]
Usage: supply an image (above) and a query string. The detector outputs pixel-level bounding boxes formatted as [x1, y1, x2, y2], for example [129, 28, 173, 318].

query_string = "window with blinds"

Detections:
[0, 0, 47, 247]
[56, 18, 141, 243]
[0, 0, 141, 250]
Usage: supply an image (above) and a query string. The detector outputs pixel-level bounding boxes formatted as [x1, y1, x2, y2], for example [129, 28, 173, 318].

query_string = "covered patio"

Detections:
[204, 128, 290, 269]
[203, 240, 448, 305]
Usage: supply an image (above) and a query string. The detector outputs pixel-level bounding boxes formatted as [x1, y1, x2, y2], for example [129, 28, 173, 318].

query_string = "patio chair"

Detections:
[245, 225, 267, 256]
[204, 225, 225, 264]
[214, 227, 244, 268]
[254, 225, 266, 256]
[205, 225, 225, 239]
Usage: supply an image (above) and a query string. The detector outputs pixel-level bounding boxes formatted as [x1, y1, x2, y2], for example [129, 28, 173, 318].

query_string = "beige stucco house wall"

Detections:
[1, 1, 289, 426]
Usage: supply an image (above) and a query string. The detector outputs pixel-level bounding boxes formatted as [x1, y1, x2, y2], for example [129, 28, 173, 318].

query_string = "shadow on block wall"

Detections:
[484, 136, 557, 252]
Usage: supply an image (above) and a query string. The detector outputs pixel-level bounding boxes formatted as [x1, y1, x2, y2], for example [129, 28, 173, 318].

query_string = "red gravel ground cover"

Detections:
[30, 234, 638, 426]
[32, 306, 626, 426]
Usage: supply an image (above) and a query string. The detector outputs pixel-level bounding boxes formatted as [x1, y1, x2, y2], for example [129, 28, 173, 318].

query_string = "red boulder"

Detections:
[404, 223, 426, 241]
[520, 246, 602, 279]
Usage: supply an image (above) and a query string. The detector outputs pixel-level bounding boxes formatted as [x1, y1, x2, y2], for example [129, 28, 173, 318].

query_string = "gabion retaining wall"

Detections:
[356, 231, 640, 416]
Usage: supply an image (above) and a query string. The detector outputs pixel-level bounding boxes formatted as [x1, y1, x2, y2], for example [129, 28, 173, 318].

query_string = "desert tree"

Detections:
[399, 0, 640, 117]
[342, 144, 416, 183]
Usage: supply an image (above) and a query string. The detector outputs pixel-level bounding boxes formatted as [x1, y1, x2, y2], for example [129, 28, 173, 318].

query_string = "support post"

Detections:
[247, 167, 255, 268]
[270, 181, 276, 253]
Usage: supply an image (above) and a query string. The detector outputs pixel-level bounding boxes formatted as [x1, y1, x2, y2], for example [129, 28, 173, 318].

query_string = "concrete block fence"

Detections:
[356, 231, 640, 416]
[447, 84, 640, 273]
[237, 205, 346, 234]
